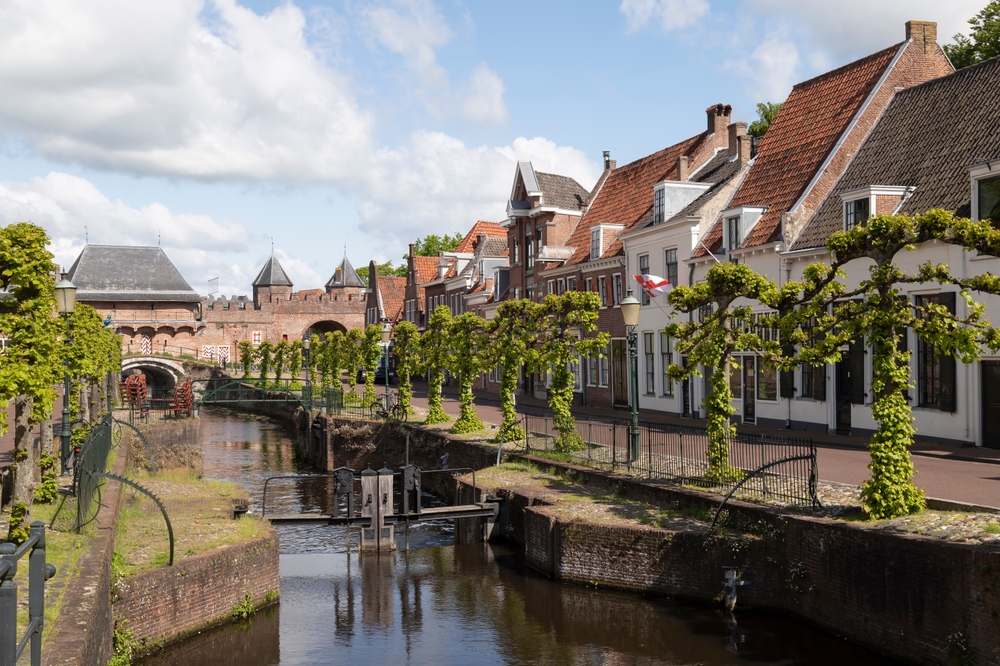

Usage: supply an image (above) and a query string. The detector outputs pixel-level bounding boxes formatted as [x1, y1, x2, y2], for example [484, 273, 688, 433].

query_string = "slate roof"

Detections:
[326, 255, 365, 288]
[563, 132, 712, 266]
[792, 55, 1000, 249]
[694, 44, 901, 257]
[536, 172, 590, 210]
[252, 254, 293, 287]
[67, 245, 200, 302]
[455, 221, 507, 253]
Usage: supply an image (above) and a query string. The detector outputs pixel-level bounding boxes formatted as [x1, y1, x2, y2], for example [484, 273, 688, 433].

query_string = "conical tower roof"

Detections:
[253, 254, 293, 287]
[325, 255, 364, 288]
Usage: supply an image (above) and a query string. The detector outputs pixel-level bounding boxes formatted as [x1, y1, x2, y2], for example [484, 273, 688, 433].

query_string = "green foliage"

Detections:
[446, 313, 490, 433]
[272, 340, 289, 385]
[356, 261, 407, 286]
[6, 501, 30, 543]
[256, 340, 273, 382]
[405, 233, 464, 261]
[287, 339, 304, 390]
[421, 306, 452, 424]
[231, 592, 256, 620]
[944, 1, 1000, 68]
[264, 589, 279, 604]
[392, 321, 421, 415]
[536, 292, 608, 451]
[109, 618, 139, 666]
[307, 334, 320, 385]
[490, 299, 543, 442]
[237, 340, 255, 378]
[344, 328, 365, 394]
[362, 324, 383, 406]
[747, 101, 783, 138]
[33, 453, 59, 503]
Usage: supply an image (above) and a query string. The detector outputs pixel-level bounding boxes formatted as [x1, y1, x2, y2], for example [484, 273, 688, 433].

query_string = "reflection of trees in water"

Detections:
[333, 556, 356, 646]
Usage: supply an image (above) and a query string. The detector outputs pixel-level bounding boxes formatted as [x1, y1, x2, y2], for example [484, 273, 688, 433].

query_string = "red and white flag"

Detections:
[633, 274, 672, 298]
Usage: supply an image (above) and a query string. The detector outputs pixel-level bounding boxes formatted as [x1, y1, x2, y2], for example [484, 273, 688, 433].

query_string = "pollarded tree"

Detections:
[272, 340, 289, 385]
[237, 340, 256, 378]
[666, 262, 781, 482]
[421, 306, 453, 424]
[257, 340, 274, 383]
[489, 299, 544, 443]
[344, 328, 365, 395]
[536, 292, 609, 452]
[773, 210, 1000, 519]
[307, 334, 320, 385]
[392, 321, 421, 415]
[288, 340, 304, 390]
[322, 331, 346, 390]
[446, 313, 490, 433]
[362, 324, 383, 406]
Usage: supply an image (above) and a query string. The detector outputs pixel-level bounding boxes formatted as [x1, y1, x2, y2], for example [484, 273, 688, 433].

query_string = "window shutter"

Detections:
[939, 292, 957, 412]
[850, 337, 865, 405]
[813, 364, 826, 402]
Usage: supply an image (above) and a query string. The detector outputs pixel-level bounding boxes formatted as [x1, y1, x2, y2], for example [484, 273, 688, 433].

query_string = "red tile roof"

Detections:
[455, 221, 506, 253]
[296, 289, 324, 300]
[695, 44, 901, 257]
[379, 276, 406, 321]
[562, 134, 711, 266]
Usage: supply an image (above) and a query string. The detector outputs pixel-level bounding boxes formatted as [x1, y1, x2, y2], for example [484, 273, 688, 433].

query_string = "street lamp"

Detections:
[55, 273, 77, 474]
[620, 290, 641, 466]
[380, 321, 392, 410]
[302, 335, 310, 383]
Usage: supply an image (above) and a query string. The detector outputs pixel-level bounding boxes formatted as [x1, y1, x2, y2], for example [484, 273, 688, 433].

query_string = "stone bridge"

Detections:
[121, 355, 186, 392]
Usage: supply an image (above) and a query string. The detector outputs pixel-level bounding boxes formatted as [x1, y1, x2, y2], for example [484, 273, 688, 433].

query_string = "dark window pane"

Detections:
[980, 176, 1000, 223]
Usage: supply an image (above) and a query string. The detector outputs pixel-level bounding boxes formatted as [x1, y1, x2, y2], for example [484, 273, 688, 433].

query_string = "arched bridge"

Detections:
[121, 356, 186, 392]
[193, 377, 313, 411]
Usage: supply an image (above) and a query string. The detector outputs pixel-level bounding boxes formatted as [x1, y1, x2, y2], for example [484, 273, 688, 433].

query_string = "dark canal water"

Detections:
[142, 409, 899, 666]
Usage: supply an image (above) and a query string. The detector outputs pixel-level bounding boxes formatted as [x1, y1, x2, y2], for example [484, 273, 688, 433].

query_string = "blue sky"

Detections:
[0, 0, 982, 294]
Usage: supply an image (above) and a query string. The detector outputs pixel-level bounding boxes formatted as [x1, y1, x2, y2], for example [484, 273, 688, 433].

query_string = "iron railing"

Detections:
[73, 414, 115, 531]
[521, 413, 818, 506]
[0, 522, 57, 666]
[195, 377, 313, 411]
[324, 388, 405, 421]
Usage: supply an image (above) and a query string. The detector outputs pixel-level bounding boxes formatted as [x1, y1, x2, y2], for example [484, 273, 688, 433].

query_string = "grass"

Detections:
[114, 470, 269, 577]
[983, 522, 1000, 535]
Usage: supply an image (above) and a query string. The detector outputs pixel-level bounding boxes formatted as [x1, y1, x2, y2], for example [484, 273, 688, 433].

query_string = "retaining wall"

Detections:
[134, 419, 202, 476]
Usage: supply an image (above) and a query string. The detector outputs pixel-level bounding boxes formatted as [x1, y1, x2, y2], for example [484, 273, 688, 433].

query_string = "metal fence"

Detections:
[73, 414, 115, 530]
[521, 413, 818, 506]
[1, 522, 57, 666]
[195, 377, 313, 411]
[324, 388, 406, 421]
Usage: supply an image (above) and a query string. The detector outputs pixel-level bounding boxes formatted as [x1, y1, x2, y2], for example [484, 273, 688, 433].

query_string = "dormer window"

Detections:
[845, 198, 870, 230]
[717, 207, 764, 255]
[727, 216, 740, 252]
[590, 228, 602, 260]
[653, 188, 665, 224]
[977, 175, 1000, 223]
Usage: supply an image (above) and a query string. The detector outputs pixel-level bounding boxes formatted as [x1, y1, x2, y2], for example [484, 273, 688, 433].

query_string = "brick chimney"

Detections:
[906, 20, 937, 53]
[706, 103, 732, 136]
[677, 155, 689, 181]
[603, 151, 616, 171]
[727, 121, 747, 157]
[736, 134, 752, 166]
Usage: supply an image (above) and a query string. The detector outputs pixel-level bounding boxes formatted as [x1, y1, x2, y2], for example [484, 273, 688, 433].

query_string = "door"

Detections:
[983, 362, 1000, 449]
[836, 358, 852, 435]
[742, 357, 756, 424]
[612, 340, 629, 408]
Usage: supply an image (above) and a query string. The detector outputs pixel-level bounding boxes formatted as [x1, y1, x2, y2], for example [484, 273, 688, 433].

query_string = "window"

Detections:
[571, 356, 582, 391]
[653, 188, 666, 224]
[526, 232, 535, 271]
[599, 347, 609, 387]
[585, 278, 593, 293]
[979, 175, 1000, 224]
[644, 332, 655, 394]
[512, 237, 519, 264]
[598, 276, 607, 306]
[251, 331, 262, 345]
[526, 286, 534, 302]
[664, 249, 677, 291]
[590, 228, 602, 260]
[756, 357, 777, 401]
[638, 254, 650, 305]
[557, 278, 565, 295]
[845, 197, 870, 230]
[660, 332, 673, 396]
[727, 216, 740, 251]
[587, 355, 597, 386]
[799, 319, 826, 400]
[613, 275, 623, 306]
[547, 280, 554, 297]
[568, 277, 577, 292]
[729, 360, 742, 399]
[916, 293, 957, 411]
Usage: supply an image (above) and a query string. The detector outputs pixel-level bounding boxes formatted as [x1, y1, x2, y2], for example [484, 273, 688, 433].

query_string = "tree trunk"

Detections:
[40, 414, 54, 458]
[11, 395, 34, 504]
[91, 381, 102, 420]
[79, 383, 90, 423]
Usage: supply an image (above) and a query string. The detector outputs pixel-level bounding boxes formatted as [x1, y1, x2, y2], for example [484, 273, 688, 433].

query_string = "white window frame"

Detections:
[251, 331, 262, 345]
[598, 276, 607, 307]
[590, 228, 602, 260]
[638, 254, 650, 306]
[612, 274, 623, 307]
[970, 162, 1000, 223]
[718, 206, 765, 253]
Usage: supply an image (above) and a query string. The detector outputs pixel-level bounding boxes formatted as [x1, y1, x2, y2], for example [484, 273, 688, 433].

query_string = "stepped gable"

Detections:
[67, 244, 200, 302]
[694, 45, 901, 257]
[252, 253, 293, 287]
[563, 132, 711, 265]
[792, 55, 1000, 249]
[326, 255, 365, 288]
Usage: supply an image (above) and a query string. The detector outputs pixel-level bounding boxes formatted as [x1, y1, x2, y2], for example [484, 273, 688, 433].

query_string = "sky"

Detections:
[0, 0, 984, 296]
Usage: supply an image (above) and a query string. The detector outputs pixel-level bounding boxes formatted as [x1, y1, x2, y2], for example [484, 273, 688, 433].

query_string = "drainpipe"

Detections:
[784, 258, 792, 429]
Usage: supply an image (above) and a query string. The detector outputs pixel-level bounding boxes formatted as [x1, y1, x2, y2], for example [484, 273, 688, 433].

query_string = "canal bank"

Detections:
[301, 415, 1000, 666]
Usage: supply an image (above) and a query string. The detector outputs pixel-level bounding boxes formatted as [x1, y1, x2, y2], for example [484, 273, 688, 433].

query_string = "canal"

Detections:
[142, 408, 899, 665]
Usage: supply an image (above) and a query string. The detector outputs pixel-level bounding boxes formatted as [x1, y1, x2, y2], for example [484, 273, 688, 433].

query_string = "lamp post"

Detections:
[620, 290, 641, 466]
[55, 273, 77, 474]
[380, 321, 392, 411]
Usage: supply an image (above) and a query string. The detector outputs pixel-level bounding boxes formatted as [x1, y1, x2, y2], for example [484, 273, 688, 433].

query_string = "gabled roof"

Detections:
[326, 255, 364, 288]
[378, 276, 406, 321]
[509, 162, 590, 211]
[252, 253, 293, 287]
[455, 221, 507, 253]
[67, 245, 201, 302]
[411, 255, 439, 286]
[792, 55, 1000, 250]
[563, 132, 712, 265]
[694, 44, 902, 257]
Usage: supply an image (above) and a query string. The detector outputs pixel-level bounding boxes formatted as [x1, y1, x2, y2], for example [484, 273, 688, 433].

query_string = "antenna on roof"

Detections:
[84, 225, 88, 244]
[271, 237, 274, 253]
[158, 230, 161, 246]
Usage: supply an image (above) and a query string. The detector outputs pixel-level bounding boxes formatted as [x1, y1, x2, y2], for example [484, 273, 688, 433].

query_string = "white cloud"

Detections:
[739, 34, 801, 101]
[459, 64, 508, 125]
[0, 171, 249, 289]
[620, 0, 710, 33]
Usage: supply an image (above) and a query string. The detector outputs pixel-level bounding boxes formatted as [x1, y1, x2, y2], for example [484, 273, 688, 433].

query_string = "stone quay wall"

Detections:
[112, 534, 280, 652]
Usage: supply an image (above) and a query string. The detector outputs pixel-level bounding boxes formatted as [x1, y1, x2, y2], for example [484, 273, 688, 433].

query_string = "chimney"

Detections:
[727, 121, 748, 157]
[603, 151, 616, 171]
[736, 134, 752, 166]
[905, 20, 937, 53]
[437, 252, 449, 279]
[706, 103, 732, 136]
[475, 232, 486, 251]
[676, 155, 689, 181]
[408, 242, 415, 259]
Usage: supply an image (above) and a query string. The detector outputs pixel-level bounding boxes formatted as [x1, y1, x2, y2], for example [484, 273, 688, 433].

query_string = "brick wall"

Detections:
[112, 534, 280, 648]
[134, 419, 202, 476]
